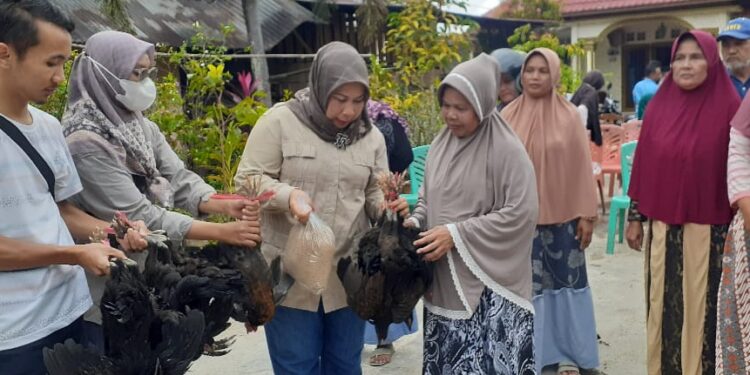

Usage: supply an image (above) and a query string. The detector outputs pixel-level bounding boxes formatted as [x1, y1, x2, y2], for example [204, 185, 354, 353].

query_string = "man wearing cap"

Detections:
[718, 17, 750, 98]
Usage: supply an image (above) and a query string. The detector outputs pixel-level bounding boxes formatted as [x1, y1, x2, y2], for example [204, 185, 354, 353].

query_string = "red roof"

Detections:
[484, 0, 735, 19]
[564, 0, 683, 15]
[562, 0, 732, 17]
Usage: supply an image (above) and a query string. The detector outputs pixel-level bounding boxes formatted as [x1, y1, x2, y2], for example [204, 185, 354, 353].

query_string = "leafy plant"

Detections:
[508, 24, 585, 94]
[98, 0, 134, 33]
[150, 23, 267, 192]
[355, 0, 389, 50]
[282, 88, 295, 102]
[369, 0, 477, 146]
[39, 50, 77, 119]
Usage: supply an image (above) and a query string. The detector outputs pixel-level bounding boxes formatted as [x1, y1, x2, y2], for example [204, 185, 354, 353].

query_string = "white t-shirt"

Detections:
[0, 106, 91, 351]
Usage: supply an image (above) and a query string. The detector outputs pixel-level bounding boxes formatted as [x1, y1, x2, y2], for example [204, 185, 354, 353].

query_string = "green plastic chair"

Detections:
[401, 145, 430, 211]
[606, 141, 637, 254]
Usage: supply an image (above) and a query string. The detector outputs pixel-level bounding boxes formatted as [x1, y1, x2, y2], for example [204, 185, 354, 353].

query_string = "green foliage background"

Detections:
[369, 0, 477, 146]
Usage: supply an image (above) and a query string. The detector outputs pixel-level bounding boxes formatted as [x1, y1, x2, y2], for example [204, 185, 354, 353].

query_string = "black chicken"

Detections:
[43, 258, 205, 375]
[112, 209, 288, 356]
[174, 175, 292, 331]
[180, 243, 293, 330]
[142, 239, 238, 357]
[338, 172, 433, 344]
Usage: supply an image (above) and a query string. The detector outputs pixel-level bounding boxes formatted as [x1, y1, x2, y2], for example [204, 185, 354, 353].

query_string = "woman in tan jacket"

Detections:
[234, 41, 406, 374]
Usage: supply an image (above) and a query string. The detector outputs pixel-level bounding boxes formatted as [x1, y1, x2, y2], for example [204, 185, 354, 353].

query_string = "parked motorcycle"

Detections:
[598, 82, 622, 124]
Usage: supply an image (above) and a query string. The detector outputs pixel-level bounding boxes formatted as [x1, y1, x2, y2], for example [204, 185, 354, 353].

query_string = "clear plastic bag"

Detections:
[282, 198, 336, 295]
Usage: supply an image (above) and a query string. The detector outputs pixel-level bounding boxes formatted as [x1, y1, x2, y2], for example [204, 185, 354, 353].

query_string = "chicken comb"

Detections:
[254, 190, 276, 203]
[230, 174, 274, 202]
[212, 190, 276, 203]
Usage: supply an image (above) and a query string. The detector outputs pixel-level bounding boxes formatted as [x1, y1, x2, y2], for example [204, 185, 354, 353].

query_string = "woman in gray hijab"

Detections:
[234, 41, 408, 374]
[62, 31, 261, 339]
[410, 53, 538, 374]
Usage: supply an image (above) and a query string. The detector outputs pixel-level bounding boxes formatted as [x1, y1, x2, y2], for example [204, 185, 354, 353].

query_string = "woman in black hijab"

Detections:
[571, 71, 605, 145]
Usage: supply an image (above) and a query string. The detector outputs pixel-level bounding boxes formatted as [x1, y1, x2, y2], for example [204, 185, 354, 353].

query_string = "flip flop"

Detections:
[368, 344, 395, 367]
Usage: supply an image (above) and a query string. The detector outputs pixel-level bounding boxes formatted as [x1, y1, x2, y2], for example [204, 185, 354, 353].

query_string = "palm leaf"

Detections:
[98, 0, 135, 33]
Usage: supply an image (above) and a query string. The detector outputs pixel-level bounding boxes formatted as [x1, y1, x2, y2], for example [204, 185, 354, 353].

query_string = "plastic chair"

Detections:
[600, 113, 622, 125]
[623, 120, 642, 142]
[401, 145, 430, 211]
[600, 124, 625, 197]
[589, 142, 606, 216]
[606, 141, 637, 254]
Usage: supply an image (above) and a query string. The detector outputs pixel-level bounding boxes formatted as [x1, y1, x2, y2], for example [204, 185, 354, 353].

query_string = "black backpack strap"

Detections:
[0, 115, 56, 200]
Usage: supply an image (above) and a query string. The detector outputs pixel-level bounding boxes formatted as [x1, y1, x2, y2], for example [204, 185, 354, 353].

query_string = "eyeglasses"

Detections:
[132, 67, 158, 81]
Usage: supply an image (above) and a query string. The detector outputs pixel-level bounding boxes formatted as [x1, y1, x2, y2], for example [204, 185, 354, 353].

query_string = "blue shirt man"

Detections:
[632, 60, 662, 107]
[718, 17, 750, 98]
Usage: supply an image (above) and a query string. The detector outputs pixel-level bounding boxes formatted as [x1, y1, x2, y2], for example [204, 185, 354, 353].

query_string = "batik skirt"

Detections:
[423, 287, 535, 374]
[645, 220, 726, 375]
[716, 213, 750, 375]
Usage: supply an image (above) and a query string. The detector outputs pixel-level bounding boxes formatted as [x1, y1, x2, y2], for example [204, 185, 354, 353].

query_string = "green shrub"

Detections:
[150, 24, 268, 192]
[369, 0, 477, 146]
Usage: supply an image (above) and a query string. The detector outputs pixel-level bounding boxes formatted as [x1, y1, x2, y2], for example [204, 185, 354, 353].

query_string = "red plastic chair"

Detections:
[589, 141, 606, 215]
[600, 124, 625, 197]
[623, 120, 642, 142]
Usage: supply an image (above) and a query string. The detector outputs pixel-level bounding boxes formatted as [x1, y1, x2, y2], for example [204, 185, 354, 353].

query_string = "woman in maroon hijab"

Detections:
[625, 30, 741, 374]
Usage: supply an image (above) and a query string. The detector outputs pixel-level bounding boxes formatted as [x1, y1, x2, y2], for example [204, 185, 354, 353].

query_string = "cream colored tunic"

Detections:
[235, 103, 387, 313]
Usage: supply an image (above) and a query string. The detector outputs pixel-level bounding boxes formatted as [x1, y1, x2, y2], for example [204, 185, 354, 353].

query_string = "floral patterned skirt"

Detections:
[423, 288, 535, 375]
[532, 220, 599, 371]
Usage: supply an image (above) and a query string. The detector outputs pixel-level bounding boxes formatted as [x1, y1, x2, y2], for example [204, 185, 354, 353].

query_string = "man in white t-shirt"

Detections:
[0, 2, 147, 374]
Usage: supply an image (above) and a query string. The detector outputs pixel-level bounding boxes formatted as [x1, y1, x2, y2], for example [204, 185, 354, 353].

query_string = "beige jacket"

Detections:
[235, 103, 387, 313]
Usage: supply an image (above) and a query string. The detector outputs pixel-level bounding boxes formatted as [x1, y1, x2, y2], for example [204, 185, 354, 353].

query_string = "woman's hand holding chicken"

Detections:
[386, 197, 410, 218]
[415, 226, 455, 262]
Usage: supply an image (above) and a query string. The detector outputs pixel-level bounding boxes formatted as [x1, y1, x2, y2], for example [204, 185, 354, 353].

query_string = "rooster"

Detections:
[337, 172, 433, 344]
[43, 258, 205, 375]
[180, 243, 293, 332]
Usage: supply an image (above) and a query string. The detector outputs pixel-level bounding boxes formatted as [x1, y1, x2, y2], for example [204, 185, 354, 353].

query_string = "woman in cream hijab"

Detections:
[502, 48, 600, 375]
[410, 53, 538, 374]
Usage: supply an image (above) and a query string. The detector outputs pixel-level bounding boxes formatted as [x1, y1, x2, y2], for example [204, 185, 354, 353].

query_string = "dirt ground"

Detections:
[190, 218, 648, 375]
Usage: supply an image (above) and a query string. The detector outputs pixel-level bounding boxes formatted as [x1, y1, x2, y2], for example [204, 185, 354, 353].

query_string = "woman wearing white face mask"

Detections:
[61, 31, 262, 343]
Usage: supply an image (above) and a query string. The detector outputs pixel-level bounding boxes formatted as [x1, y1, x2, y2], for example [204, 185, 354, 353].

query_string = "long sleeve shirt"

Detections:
[234, 103, 387, 313]
[67, 119, 215, 243]
[66, 118, 216, 324]
[728, 127, 750, 205]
